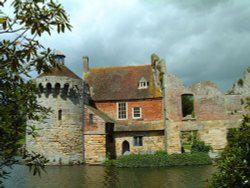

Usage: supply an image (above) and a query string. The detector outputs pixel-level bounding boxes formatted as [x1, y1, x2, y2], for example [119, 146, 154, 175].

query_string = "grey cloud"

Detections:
[42, 0, 250, 92]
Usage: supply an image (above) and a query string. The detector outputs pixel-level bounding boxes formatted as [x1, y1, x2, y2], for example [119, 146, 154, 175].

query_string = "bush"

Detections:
[104, 152, 212, 168]
[191, 140, 211, 153]
[209, 115, 250, 187]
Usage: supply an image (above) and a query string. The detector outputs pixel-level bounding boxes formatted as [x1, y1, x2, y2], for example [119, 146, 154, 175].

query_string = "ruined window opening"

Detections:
[58, 109, 62, 120]
[181, 94, 195, 118]
[89, 113, 94, 124]
[138, 77, 149, 89]
[117, 102, 127, 119]
[181, 130, 198, 153]
[133, 136, 143, 146]
[133, 107, 142, 119]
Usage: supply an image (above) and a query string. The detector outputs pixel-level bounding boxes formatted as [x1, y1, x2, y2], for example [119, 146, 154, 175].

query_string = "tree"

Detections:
[0, 0, 71, 185]
[209, 98, 250, 187]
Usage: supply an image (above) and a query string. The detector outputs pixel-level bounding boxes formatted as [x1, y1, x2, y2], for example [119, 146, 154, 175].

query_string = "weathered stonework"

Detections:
[26, 74, 84, 165]
[84, 135, 106, 164]
[115, 131, 165, 157]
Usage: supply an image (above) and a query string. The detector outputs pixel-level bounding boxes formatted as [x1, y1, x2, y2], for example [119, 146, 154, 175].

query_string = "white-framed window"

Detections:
[117, 102, 127, 120]
[133, 136, 143, 146]
[132, 107, 142, 119]
[138, 77, 149, 89]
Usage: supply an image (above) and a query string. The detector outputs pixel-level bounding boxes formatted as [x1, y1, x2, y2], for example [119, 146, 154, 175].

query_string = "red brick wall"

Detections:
[95, 98, 163, 123]
[83, 106, 105, 133]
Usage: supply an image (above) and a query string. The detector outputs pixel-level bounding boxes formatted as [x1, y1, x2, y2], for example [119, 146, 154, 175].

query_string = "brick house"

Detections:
[82, 54, 248, 164]
[83, 56, 167, 163]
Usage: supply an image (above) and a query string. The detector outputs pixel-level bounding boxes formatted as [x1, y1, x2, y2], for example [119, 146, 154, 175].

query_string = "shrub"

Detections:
[209, 115, 250, 187]
[104, 152, 212, 168]
[191, 140, 211, 153]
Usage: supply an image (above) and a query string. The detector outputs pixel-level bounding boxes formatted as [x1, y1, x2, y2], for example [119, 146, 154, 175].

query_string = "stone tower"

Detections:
[26, 52, 83, 165]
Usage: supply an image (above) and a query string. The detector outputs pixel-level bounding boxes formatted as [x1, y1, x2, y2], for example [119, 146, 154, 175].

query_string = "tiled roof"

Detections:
[38, 64, 80, 79]
[85, 65, 162, 101]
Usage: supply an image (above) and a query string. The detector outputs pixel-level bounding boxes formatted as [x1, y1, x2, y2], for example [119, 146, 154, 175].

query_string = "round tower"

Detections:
[26, 52, 83, 165]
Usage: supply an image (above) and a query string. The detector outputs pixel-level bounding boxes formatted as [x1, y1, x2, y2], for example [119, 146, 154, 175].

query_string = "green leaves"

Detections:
[210, 115, 250, 187]
[0, 0, 72, 184]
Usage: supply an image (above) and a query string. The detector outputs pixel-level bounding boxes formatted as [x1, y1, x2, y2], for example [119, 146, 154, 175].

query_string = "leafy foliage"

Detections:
[191, 140, 211, 153]
[0, 0, 71, 185]
[209, 99, 250, 187]
[104, 152, 212, 168]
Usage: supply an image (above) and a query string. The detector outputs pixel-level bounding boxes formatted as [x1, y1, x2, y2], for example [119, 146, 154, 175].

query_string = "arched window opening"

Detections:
[55, 83, 60, 95]
[58, 109, 62, 120]
[181, 94, 195, 118]
[38, 83, 43, 93]
[46, 83, 52, 94]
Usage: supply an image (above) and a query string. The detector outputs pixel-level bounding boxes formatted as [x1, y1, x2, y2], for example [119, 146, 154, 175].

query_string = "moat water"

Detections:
[3, 164, 215, 188]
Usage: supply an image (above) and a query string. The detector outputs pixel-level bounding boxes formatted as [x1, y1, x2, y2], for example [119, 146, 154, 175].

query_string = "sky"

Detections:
[4, 0, 250, 91]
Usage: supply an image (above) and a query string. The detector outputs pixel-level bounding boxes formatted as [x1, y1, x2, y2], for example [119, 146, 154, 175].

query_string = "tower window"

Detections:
[133, 107, 142, 119]
[89, 113, 94, 124]
[58, 110, 62, 120]
[117, 102, 127, 120]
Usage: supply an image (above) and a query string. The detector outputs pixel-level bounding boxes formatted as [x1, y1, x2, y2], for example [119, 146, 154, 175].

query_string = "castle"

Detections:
[26, 52, 250, 164]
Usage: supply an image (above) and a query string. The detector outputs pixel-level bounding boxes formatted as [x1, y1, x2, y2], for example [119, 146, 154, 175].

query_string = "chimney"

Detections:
[83, 56, 89, 73]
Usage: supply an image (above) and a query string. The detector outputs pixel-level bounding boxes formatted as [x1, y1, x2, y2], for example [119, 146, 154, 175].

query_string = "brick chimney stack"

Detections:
[83, 56, 89, 73]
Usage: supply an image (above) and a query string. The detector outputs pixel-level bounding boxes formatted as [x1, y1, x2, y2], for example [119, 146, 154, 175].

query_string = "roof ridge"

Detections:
[37, 64, 81, 79]
[90, 64, 151, 71]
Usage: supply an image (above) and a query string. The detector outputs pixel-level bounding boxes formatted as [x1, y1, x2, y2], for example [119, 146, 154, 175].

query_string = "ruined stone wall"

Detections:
[165, 72, 244, 154]
[115, 131, 164, 157]
[229, 68, 250, 96]
[167, 119, 241, 153]
[26, 76, 83, 165]
[95, 98, 163, 123]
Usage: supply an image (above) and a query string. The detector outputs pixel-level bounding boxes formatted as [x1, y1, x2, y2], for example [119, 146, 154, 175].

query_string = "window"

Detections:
[58, 110, 62, 120]
[133, 107, 142, 119]
[138, 77, 149, 89]
[117, 102, 127, 119]
[89, 113, 94, 124]
[133, 136, 143, 146]
[181, 94, 195, 118]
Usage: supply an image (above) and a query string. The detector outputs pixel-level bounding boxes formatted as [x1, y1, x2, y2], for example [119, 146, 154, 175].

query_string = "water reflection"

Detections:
[3, 165, 215, 188]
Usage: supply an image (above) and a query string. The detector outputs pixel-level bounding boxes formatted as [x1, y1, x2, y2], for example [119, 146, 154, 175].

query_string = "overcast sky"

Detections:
[6, 0, 250, 91]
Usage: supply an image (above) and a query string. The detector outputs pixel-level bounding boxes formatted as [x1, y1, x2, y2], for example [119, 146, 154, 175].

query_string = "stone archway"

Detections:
[122, 140, 130, 155]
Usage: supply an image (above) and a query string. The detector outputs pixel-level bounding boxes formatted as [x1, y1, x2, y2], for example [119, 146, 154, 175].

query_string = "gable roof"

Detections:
[85, 65, 162, 101]
[38, 64, 80, 79]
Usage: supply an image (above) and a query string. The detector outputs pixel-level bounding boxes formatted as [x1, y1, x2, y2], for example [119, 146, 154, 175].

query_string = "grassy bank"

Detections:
[104, 152, 212, 167]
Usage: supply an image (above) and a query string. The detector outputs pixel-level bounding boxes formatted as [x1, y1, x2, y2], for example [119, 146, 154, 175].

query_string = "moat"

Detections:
[3, 165, 215, 188]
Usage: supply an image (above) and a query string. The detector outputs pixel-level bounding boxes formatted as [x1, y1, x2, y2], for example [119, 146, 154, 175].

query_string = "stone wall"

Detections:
[83, 106, 107, 163]
[166, 119, 241, 153]
[165, 71, 245, 154]
[84, 135, 106, 164]
[26, 76, 83, 165]
[115, 131, 164, 157]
